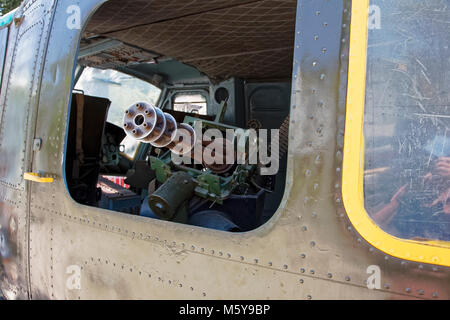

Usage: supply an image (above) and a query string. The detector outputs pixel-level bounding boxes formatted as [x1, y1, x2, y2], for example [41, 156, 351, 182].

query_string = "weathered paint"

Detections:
[0, 0, 448, 300]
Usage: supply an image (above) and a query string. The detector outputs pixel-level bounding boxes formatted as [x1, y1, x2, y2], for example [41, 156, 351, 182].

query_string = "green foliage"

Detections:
[0, 0, 21, 15]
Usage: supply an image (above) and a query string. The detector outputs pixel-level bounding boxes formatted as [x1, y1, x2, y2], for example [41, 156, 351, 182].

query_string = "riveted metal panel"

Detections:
[340, 0, 450, 297]
[22, 0, 450, 300]
[0, 0, 56, 300]
[28, 0, 108, 299]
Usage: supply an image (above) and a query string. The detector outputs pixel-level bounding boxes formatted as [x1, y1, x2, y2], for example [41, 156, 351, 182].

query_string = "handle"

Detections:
[24, 172, 54, 183]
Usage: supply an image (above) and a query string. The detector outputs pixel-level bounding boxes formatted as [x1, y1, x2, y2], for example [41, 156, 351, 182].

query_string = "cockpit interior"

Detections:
[66, 0, 296, 232]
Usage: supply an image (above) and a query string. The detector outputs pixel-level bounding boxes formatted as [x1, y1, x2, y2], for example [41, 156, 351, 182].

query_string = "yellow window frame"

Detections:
[342, 0, 450, 267]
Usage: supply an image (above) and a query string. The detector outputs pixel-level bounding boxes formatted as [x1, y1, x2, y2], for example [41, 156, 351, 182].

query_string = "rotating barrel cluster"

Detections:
[123, 102, 195, 155]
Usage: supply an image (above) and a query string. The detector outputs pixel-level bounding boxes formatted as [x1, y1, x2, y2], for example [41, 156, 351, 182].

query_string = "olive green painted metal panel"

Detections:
[0, 0, 53, 190]
[0, 0, 56, 300]
[4, 0, 448, 300]
[28, 0, 108, 299]
[0, 6, 25, 301]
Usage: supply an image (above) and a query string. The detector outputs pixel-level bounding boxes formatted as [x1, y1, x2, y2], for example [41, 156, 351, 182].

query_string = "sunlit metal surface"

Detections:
[0, 0, 447, 300]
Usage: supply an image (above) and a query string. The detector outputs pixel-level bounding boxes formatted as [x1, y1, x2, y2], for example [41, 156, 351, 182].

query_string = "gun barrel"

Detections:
[123, 102, 195, 155]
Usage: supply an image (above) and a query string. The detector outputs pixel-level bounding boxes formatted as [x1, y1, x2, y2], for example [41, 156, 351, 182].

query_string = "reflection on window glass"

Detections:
[364, 1, 450, 241]
[75, 67, 161, 157]
[173, 94, 207, 115]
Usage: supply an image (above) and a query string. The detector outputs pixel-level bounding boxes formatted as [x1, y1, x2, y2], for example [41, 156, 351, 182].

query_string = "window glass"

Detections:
[173, 93, 207, 115]
[364, 1, 450, 241]
[75, 67, 161, 157]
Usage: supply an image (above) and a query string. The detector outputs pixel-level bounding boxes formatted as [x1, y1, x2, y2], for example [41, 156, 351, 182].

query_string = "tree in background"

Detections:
[0, 0, 21, 15]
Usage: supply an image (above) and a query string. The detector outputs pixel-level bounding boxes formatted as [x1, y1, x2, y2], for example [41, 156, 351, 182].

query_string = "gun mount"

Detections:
[121, 101, 271, 227]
